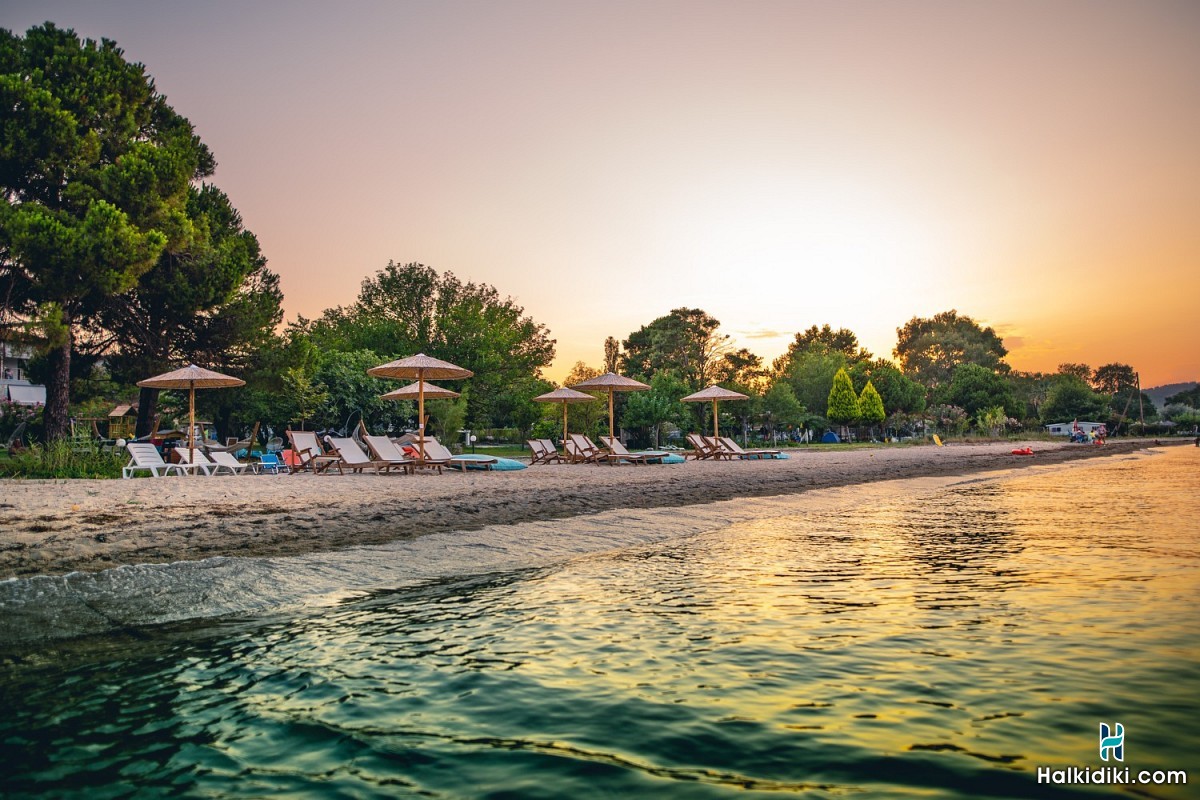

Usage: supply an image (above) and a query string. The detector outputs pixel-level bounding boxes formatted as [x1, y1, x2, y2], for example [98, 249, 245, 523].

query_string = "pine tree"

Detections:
[827, 368, 860, 425]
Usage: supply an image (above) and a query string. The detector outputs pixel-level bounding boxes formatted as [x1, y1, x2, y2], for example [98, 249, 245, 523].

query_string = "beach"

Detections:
[0, 439, 1172, 579]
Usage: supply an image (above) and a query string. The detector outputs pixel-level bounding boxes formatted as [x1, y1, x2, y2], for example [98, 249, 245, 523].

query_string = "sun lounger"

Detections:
[362, 434, 418, 473]
[599, 436, 670, 464]
[527, 439, 565, 465]
[421, 437, 497, 471]
[715, 436, 781, 460]
[685, 432, 728, 460]
[324, 436, 407, 474]
[391, 435, 451, 474]
[286, 430, 342, 474]
[122, 442, 188, 478]
[209, 451, 257, 474]
[566, 433, 613, 464]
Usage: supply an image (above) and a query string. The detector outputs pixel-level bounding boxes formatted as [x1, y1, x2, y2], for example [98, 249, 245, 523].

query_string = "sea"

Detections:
[1, 446, 1197, 798]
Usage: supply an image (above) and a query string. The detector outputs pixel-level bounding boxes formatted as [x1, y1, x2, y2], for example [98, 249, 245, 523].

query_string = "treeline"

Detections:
[557, 308, 1196, 447]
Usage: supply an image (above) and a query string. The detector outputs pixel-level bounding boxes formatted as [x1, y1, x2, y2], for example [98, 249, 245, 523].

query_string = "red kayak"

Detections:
[1011, 447, 1034, 456]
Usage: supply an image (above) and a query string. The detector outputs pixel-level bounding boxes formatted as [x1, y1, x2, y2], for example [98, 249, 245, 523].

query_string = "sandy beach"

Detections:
[0, 439, 1174, 579]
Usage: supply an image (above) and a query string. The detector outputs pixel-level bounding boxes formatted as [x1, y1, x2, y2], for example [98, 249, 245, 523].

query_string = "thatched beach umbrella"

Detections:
[681, 384, 749, 438]
[368, 354, 473, 458]
[570, 372, 650, 441]
[137, 364, 245, 463]
[380, 380, 460, 401]
[533, 387, 597, 446]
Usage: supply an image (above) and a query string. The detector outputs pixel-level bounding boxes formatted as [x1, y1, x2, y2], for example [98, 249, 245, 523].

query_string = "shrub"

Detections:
[0, 440, 125, 479]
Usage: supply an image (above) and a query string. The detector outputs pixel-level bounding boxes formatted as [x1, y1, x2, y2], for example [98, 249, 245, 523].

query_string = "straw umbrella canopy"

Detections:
[137, 364, 245, 462]
[533, 387, 597, 446]
[380, 380, 460, 401]
[570, 372, 650, 441]
[681, 384, 749, 438]
[367, 354, 473, 457]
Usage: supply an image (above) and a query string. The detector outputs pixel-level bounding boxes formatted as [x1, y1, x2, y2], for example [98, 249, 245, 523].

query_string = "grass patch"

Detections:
[0, 440, 125, 479]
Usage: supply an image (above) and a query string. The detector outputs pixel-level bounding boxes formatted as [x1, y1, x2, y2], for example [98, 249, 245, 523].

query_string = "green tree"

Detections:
[894, 310, 1008, 397]
[487, 375, 554, 441]
[301, 262, 555, 427]
[621, 372, 688, 448]
[774, 324, 871, 372]
[1, 24, 215, 438]
[712, 347, 765, 439]
[1057, 363, 1094, 384]
[826, 368, 860, 426]
[621, 307, 731, 391]
[779, 350, 846, 417]
[1008, 370, 1051, 422]
[426, 395, 468, 444]
[603, 336, 620, 373]
[96, 184, 282, 437]
[1091, 363, 1136, 394]
[857, 380, 886, 435]
[1091, 363, 1156, 423]
[936, 362, 1019, 418]
[311, 349, 414, 434]
[847, 359, 926, 416]
[1040, 375, 1105, 423]
[1166, 385, 1200, 408]
[562, 361, 604, 437]
[760, 381, 804, 441]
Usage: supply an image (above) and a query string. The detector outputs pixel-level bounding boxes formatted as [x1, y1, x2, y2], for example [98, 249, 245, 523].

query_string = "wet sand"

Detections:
[0, 439, 1170, 579]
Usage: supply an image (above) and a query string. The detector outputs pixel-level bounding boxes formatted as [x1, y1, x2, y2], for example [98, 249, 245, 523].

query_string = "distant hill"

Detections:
[1145, 382, 1198, 408]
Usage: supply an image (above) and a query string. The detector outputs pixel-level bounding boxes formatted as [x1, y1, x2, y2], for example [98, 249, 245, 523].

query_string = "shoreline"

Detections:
[0, 439, 1176, 580]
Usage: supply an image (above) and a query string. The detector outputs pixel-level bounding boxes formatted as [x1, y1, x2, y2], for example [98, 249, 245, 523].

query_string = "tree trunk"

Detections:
[135, 387, 160, 438]
[43, 329, 73, 441]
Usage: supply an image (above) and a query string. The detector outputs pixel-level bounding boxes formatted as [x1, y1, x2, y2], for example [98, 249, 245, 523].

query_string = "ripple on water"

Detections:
[1, 448, 1198, 798]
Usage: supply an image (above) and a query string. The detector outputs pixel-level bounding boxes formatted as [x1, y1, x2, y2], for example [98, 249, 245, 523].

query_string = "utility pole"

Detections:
[1137, 372, 1145, 430]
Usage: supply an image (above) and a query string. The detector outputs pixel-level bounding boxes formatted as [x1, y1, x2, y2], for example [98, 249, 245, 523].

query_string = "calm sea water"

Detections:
[1, 447, 1197, 798]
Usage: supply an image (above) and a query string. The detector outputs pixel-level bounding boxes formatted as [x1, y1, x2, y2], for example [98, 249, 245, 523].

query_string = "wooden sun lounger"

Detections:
[286, 430, 343, 474]
[362, 434, 417, 474]
[390, 435, 451, 474]
[715, 436, 781, 460]
[566, 433, 610, 464]
[421, 437, 498, 471]
[325, 436, 408, 474]
[686, 432, 729, 460]
[599, 436, 670, 464]
[526, 439, 565, 465]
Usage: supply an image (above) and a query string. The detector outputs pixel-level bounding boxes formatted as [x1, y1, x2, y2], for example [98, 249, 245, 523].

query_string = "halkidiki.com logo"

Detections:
[1036, 723, 1188, 787]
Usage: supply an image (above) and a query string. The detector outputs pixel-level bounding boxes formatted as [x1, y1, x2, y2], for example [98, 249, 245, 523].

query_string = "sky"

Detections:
[4, 0, 1198, 387]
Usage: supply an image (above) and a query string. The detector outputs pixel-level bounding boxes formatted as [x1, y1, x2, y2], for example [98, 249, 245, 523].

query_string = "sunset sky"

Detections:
[4, 1, 1198, 386]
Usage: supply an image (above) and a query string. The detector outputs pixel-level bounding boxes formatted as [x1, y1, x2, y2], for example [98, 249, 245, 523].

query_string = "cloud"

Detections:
[736, 329, 790, 340]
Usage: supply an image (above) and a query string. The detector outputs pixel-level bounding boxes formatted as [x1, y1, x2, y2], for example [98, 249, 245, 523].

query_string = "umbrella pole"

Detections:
[188, 382, 196, 466]
[418, 368, 426, 460]
[562, 402, 568, 445]
[609, 388, 615, 441]
[713, 400, 719, 439]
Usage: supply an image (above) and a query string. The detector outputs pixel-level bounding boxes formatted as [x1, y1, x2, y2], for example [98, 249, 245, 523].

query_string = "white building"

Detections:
[1, 338, 47, 406]
[1045, 421, 1105, 436]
